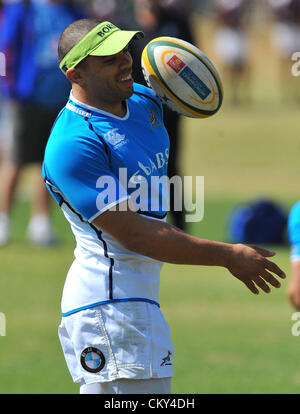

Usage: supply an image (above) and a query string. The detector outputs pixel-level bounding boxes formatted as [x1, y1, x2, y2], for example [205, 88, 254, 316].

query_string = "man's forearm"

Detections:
[124, 215, 232, 267]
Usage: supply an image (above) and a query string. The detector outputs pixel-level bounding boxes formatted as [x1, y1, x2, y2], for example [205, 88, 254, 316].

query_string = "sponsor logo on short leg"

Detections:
[161, 350, 172, 366]
[80, 347, 105, 373]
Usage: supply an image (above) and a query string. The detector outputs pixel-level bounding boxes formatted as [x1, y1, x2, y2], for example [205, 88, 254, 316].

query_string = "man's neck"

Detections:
[71, 88, 127, 117]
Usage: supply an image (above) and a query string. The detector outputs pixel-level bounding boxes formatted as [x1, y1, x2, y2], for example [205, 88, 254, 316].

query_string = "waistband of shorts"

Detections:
[61, 297, 160, 317]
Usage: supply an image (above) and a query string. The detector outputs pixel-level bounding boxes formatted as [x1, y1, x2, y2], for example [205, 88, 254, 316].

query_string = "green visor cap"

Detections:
[59, 21, 144, 73]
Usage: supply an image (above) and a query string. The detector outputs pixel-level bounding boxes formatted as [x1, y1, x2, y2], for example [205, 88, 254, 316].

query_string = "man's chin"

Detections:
[123, 86, 134, 100]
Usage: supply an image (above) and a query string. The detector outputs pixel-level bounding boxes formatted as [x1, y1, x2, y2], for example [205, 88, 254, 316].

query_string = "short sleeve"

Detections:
[288, 201, 300, 261]
[43, 134, 129, 222]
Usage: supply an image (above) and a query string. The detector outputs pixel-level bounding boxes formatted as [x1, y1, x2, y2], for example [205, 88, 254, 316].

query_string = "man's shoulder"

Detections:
[131, 82, 162, 110]
[288, 201, 300, 244]
[289, 201, 300, 227]
[50, 106, 93, 140]
[45, 106, 101, 163]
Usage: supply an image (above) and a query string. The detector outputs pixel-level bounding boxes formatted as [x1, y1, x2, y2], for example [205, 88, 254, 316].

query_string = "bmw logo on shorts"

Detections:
[80, 347, 105, 373]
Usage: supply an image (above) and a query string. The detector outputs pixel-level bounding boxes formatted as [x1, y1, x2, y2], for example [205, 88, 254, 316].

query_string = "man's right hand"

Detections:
[226, 244, 286, 294]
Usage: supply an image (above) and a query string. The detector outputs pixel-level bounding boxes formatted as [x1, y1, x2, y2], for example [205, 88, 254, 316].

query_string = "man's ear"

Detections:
[66, 67, 85, 86]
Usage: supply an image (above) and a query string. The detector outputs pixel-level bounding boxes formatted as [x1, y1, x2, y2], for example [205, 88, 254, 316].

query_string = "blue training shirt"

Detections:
[288, 200, 300, 261]
[43, 83, 170, 316]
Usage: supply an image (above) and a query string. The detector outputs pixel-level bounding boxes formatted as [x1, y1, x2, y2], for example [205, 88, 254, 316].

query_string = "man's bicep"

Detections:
[46, 137, 130, 222]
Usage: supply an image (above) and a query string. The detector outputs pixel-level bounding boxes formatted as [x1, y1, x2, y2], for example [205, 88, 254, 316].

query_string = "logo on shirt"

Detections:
[104, 128, 128, 148]
[149, 110, 162, 129]
[80, 347, 105, 373]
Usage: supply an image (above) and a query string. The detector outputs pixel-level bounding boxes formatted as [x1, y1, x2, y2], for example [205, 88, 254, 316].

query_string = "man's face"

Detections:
[79, 45, 134, 106]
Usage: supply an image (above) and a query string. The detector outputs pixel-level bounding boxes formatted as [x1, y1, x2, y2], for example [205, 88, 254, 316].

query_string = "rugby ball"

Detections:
[141, 36, 223, 118]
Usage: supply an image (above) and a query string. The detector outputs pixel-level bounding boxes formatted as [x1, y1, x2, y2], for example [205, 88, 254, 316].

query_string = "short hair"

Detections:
[58, 18, 101, 64]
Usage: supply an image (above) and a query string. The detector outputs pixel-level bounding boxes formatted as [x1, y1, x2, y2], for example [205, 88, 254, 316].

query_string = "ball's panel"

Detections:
[141, 36, 223, 118]
[148, 36, 224, 99]
[142, 47, 208, 118]
[150, 44, 220, 113]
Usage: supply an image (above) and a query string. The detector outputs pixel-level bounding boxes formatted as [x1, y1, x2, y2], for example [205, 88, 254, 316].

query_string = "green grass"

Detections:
[161, 250, 296, 394]
[0, 204, 77, 394]
[1, 60, 300, 394]
[0, 196, 296, 394]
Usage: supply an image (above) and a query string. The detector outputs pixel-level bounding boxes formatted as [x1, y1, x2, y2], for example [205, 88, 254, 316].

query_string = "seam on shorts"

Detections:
[95, 307, 119, 378]
[117, 363, 146, 368]
[146, 303, 154, 377]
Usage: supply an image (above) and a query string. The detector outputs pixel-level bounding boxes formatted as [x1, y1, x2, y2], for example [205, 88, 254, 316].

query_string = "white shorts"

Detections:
[58, 301, 174, 385]
[80, 377, 172, 394]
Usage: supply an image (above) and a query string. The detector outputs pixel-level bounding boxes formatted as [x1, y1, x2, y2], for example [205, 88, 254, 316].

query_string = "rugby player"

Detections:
[287, 201, 300, 309]
[42, 18, 286, 394]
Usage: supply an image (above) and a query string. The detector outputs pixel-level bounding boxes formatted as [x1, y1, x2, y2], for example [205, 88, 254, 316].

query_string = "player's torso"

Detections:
[67, 87, 170, 216]
[44, 85, 170, 312]
[94, 100, 168, 182]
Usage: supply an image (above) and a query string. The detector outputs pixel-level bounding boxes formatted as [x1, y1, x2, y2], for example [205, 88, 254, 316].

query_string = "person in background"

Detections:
[287, 201, 300, 310]
[213, 0, 251, 105]
[268, 0, 300, 104]
[87, 0, 133, 24]
[85, 0, 117, 21]
[0, 0, 14, 166]
[160, 0, 196, 16]
[0, 0, 84, 246]
[120, 0, 196, 231]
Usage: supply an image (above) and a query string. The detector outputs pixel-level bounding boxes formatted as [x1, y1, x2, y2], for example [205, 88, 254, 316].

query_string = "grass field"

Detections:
[0, 19, 300, 394]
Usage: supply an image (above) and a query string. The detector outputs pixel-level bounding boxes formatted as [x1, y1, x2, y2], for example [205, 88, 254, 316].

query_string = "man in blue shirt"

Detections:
[287, 201, 300, 309]
[43, 18, 286, 394]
